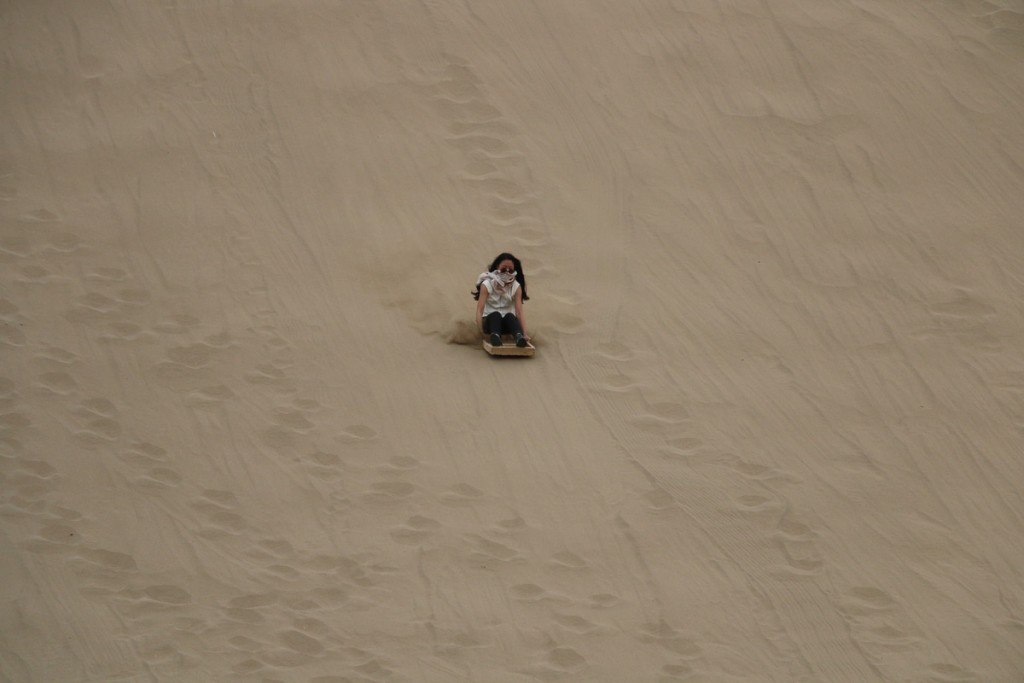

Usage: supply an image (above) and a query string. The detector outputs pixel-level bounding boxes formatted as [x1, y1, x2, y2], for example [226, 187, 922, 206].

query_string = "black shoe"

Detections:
[490, 332, 502, 346]
[515, 333, 528, 348]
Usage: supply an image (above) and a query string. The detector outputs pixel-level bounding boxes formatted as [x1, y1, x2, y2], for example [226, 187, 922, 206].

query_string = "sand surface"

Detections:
[3, 1, 1024, 681]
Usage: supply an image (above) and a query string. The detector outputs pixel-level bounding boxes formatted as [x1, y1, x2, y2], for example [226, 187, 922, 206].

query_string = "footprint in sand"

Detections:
[521, 642, 588, 678]
[306, 450, 344, 480]
[10, 458, 58, 483]
[363, 481, 416, 502]
[19, 521, 80, 555]
[293, 617, 334, 638]
[277, 628, 325, 655]
[228, 635, 264, 652]
[0, 411, 32, 437]
[255, 539, 297, 561]
[0, 231, 33, 258]
[661, 436, 704, 459]
[153, 314, 201, 334]
[71, 398, 122, 446]
[496, 516, 526, 532]
[628, 403, 689, 434]
[432, 629, 488, 658]
[192, 489, 246, 538]
[465, 534, 521, 565]
[229, 593, 280, 611]
[511, 225, 548, 248]
[549, 551, 588, 570]
[924, 663, 977, 682]
[440, 482, 485, 505]
[515, 584, 574, 607]
[594, 372, 638, 393]
[98, 321, 152, 343]
[0, 298, 19, 317]
[244, 363, 295, 392]
[348, 657, 394, 681]
[4, 459, 59, 515]
[65, 292, 123, 324]
[838, 586, 897, 616]
[646, 401, 690, 422]
[85, 267, 128, 283]
[382, 455, 418, 471]
[591, 341, 635, 362]
[644, 487, 677, 511]
[141, 584, 192, 606]
[433, 95, 501, 122]
[729, 457, 799, 482]
[19, 265, 51, 282]
[263, 401, 318, 449]
[256, 647, 310, 668]
[34, 345, 78, 366]
[119, 441, 170, 467]
[337, 424, 377, 443]
[509, 583, 549, 602]
[661, 663, 695, 680]
[258, 564, 301, 582]
[165, 343, 215, 369]
[487, 196, 530, 223]
[0, 375, 15, 402]
[223, 592, 279, 624]
[114, 288, 150, 306]
[553, 612, 603, 634]
[109, 585, 192, 619]
[926, 289, 996, 321]
[390, 515, 441, 545]
[0, 320, 26, 346]
[734, 493, 780, 514]
[66, 545, 140, 597]
[185, 384, 235, 407]
[638, 621, 703, 658]
[231, 658, 265, 676]
[448, 133, 509, 155]
[550, 313, 586, 335]
[547, 289, 581, 306]
[133, 467, 183, 489]
[21, 208, 60, 223]
[854, 623, 920, 652]
[773, 532, 824, 576]
[71, 547, 138, 574]
[273, 406, 316, 432]
[462, 176, 528, 201]
[587, 593, 620, 609]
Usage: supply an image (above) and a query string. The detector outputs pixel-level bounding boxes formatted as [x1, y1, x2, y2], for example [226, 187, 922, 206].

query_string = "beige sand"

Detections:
[3, 1, 1024, 680]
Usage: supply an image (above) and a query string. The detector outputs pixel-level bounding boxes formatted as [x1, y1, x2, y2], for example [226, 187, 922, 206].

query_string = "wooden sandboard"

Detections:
[482, 336, 535, 357]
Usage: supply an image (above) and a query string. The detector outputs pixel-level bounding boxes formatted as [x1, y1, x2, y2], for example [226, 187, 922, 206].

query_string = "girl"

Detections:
[473, 252, 530, 347]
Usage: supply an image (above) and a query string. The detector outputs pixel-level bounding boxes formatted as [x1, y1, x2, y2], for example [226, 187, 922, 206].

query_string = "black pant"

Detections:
[483, 312, 523, 337]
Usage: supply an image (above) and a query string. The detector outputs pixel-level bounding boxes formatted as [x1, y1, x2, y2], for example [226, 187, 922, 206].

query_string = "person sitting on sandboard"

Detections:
[472, 252, 531, 349]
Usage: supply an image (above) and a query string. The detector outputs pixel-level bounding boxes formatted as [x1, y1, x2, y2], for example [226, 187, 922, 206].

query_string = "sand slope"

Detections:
[2, 1, 1024, 680]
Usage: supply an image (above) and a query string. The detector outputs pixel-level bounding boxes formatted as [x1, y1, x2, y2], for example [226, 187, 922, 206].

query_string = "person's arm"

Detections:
[514, 289, 529, 340]
[476, 285, 487, 332]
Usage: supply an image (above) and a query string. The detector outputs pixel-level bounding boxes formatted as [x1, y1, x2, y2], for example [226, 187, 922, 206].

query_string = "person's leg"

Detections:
[501, 314, 527, 346]
[485, 312, 504, 333]
[484, 312, 503, 345]
[500, 314, 522, 335]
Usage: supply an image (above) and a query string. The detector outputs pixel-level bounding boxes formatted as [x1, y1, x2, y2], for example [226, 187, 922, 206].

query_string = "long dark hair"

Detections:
[472, 252, 529, 302]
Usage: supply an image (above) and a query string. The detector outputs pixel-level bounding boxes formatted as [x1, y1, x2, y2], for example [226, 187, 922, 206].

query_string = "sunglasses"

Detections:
[498, 267, 515, 274]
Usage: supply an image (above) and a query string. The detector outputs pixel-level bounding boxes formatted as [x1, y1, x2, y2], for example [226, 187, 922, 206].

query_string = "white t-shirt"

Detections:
[481, 279, 519, 317]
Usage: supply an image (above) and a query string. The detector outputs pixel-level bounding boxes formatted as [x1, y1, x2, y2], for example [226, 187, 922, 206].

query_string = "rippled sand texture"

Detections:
[2, 1, 1024, 681]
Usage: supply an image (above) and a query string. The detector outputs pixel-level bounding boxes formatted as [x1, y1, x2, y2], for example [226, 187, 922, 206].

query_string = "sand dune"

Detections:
[2, 1, 1024, 680]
